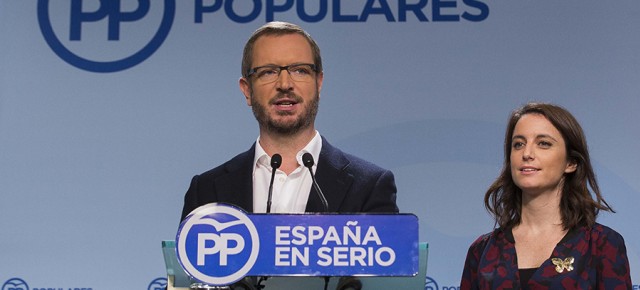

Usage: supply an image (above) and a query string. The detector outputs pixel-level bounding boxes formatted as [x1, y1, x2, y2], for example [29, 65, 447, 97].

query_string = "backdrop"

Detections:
[1, 1, 638, 289]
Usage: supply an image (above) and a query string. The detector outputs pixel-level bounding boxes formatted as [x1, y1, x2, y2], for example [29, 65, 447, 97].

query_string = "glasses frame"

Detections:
[246, 63, 318, 83]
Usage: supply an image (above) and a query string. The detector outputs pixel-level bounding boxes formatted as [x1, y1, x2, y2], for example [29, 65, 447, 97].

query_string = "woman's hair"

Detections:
[484, 102, 614, 229]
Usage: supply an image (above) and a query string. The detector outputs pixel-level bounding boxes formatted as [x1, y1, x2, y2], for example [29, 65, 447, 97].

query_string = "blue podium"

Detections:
[162, 240, 429, 290]
[165, 203, 427, 289]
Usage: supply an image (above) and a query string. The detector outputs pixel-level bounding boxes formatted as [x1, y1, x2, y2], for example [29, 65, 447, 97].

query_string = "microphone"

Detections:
[336, 277, 362, 290]
[266, 154, 282, 213]
[302, 153, 328, 212]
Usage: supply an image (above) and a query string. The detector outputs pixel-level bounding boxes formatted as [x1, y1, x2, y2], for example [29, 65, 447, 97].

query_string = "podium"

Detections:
[166, 203, 426, 289]
[162, 240, 429, 290]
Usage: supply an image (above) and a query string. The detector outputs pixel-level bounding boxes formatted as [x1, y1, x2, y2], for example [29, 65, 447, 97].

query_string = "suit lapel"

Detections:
[215, 145, 255, 212]
[221, 140, 353, 213]
[305, 138, 353, 212]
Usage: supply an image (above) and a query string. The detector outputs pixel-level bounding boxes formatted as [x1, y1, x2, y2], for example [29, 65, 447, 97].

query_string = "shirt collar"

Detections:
[253, 131, 322, 172]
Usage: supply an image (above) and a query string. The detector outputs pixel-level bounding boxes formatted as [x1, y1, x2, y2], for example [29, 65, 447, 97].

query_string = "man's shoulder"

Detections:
[197, 145, 255, 179]
[342, 150, 388, 173]
[320, 138, 390, 175]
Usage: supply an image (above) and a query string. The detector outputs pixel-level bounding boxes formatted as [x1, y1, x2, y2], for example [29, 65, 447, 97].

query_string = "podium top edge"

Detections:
[161, 240, 428, 248]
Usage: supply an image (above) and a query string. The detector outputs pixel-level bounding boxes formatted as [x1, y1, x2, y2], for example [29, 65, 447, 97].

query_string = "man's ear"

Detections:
[239, 77, 252, 106]
[316, 71, 324, 96]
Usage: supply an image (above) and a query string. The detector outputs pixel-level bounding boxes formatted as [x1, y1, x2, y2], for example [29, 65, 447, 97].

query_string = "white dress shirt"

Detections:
[252, 131, 322, 213]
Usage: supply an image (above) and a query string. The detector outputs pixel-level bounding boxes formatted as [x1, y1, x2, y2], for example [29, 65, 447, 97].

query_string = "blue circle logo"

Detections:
[425, 276, 439, 290]
[177, 203, 260, 286]
[37, 0, 175, 73]
[148, 277, 167, 290]
[2, 278, 29, 290]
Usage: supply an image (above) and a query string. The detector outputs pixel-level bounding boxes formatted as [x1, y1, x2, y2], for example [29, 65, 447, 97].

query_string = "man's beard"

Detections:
[251, 91, 319, 136]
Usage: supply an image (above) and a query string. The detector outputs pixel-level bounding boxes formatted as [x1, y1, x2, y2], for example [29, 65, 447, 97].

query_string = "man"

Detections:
[180, 21, 398, 221]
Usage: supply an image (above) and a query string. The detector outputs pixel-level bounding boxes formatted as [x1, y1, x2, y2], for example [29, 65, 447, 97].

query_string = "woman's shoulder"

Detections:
[582, 223, 627, 247]
[589, 223, 624, 238]
[468, 228, 505, 250]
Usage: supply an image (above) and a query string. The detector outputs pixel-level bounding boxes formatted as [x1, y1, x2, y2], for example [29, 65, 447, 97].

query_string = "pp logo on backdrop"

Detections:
[37, 0, 175, 73]
[147, 277, 167, 290]
[425, 276, 439, 290]
[2, 278, 29, 290]
[176, 203, 260, 285]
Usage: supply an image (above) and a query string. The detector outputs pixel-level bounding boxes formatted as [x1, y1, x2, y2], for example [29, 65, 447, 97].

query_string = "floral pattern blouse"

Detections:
[460, 223, 632, 289]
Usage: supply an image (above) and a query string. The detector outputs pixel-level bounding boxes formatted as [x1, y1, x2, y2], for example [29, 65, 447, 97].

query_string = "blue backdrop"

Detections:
[1, 1, 638, 289]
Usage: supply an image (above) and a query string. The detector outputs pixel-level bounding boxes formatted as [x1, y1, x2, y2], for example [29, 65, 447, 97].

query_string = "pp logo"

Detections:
[147, 277, 167, 290]
[2, 278, 29, 290]
[425, 276, 439, 290]
[37, 0, 175, 73]
[177, 203, 260, 286]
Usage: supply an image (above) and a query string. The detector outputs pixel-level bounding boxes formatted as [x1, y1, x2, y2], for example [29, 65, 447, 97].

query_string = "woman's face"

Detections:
[510, 113, 577, 196]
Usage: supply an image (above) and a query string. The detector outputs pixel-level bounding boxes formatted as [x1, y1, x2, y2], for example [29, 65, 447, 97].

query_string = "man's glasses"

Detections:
[247, 63, 317, 83]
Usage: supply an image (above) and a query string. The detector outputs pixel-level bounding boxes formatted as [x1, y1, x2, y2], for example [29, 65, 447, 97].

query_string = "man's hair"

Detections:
[484, 102, 614, 230]
[241, 21, 322, 78]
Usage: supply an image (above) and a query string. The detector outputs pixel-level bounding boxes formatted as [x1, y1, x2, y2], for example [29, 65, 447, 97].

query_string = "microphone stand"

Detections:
[302, 153, 328, 212]
[266, 154, 282, 213]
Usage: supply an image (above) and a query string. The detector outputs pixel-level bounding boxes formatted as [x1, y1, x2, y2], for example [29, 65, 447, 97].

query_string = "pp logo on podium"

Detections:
[176, 203, 260, 285]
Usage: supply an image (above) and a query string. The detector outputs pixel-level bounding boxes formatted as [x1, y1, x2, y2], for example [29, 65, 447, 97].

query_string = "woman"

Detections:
[460, 102, 632, 289]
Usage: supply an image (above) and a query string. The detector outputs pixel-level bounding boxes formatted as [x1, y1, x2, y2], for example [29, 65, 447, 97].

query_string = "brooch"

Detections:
[551, 257, 574, 273]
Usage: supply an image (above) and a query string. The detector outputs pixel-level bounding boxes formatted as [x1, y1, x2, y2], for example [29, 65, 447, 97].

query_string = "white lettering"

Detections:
[349, 247, 367, 266]
[218, 233, 243, 265]
[323, 227, 341, 245]
[333, 247, 349, 266]
[343, 225, 361, 245]
[275, 247, 290, 266]
[362, 227, 382, 245]
[375, 247, 396, 266]
[275, 247, 310, 266]
[292, 226, 307, 245]
[197, 233, 244, 266]
[197, 233, 218, 265]
[314, 247, 396, 267]
[308, 226, 324, 245]
[273, 225, 385, 246]
[275, 226, 290, 245]
[291, 247, 309, 266]
[317, 247, 332, 266]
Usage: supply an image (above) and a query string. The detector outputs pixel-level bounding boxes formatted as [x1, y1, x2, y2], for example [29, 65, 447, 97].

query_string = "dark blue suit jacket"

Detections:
[180, 137, 398, 221]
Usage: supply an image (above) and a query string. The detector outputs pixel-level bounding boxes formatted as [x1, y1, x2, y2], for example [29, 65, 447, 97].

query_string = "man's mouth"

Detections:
[275, 100, 296, 106]
[271, 93, 302, 107]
